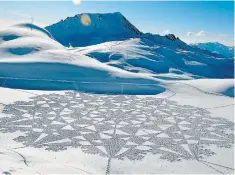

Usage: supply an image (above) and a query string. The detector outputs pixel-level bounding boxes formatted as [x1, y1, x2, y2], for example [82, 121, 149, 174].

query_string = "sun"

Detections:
[72, 0, 81, 6]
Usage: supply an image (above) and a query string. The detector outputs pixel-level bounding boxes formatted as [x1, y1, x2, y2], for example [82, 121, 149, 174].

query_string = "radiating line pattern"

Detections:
[0, 92, 234, 162]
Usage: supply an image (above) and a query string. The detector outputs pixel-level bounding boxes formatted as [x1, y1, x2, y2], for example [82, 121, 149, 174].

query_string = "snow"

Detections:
[0, 84, 234, 174]
[76, 38, 233, 79]
[181, 79, 234, 97]
[192, 42, 234, 58]
[0, 23, 166, 95]
[0, 13, 234, 174]
[0, 23, 53, 40]
[0, 21, 233, 95]
[46, 12, 142, 47]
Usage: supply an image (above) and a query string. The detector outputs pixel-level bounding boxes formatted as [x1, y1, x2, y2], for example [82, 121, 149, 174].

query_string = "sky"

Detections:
[0, 1, 234, 46]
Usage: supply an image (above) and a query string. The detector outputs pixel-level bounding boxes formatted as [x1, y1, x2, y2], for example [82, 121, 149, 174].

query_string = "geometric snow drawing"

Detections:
[0, 92, 234, 162]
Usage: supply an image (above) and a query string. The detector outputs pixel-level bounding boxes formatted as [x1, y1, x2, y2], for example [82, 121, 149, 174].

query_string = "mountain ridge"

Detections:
[46, 12, 142, 47]
[45, 12, 189, 49]
[191, 42, 234, 58]
[46, 12, 231, 60]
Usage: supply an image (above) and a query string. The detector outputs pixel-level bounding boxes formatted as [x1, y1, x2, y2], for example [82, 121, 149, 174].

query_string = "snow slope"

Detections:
[46, 13, 233, 79]
[192, 42, 234, 58]
[75, 38, 234, 79]
[0, 23, 164, 95]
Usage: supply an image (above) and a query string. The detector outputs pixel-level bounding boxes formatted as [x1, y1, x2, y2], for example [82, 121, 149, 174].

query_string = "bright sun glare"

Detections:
[72, 0, 81, 6]
[81, 14, 91, 26]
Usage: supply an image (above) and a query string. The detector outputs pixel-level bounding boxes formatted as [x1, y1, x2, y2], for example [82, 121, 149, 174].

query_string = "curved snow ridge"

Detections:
[0, 24, 64, 57]
[0, 49, 162, 82]
[13, 23, 53, 38]
[0, 24, 53, 41]
[0, 37, 63, 56]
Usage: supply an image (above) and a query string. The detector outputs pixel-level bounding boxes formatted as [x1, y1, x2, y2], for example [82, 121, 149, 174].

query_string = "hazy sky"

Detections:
[0, 1, 234, 46]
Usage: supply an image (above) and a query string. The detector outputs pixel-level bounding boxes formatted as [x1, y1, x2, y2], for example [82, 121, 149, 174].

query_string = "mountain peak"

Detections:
[46, 12, 188, 49]
[46, 12, 142, 47]
[165, 34, 179, 41]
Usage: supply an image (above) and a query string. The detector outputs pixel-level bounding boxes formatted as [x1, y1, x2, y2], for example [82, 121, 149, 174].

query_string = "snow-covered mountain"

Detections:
[191, 42, 234, 58]
[46, 12, 142, 47]
[46, 12, 190, 49]
[45, 12, 233, 79]
[76, 38, 234, 79]
[0, 13, 234, 95]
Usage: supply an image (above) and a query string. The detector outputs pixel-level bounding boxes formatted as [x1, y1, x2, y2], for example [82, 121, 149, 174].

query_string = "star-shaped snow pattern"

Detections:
[0, 92, 234, 162]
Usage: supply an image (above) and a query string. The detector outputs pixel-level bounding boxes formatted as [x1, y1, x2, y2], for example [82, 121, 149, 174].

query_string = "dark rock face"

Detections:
[166, 34, 178, 41]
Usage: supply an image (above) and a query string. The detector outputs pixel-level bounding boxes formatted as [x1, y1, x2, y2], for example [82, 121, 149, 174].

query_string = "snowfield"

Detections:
[0, 12, 234, 174]
[0, 84, 234, 174]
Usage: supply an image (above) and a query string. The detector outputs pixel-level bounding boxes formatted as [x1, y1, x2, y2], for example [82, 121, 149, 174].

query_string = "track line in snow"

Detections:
[7, 149, 30, 167]
[0, 76, 233, 99]
[201, 160, 234, 171]
[199, 161, 224, 174]
[204, 104, 234, 110]
[63, 164, 92, 175]
[169, 81, 233, 99]
[0, 76, 158, 86]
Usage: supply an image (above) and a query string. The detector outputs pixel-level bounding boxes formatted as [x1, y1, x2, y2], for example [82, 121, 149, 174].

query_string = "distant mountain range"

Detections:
[191, 42, 234, 58]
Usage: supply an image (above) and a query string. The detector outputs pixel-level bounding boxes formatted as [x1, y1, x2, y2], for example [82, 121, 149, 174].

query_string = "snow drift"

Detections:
[0, 23, 164, 95]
